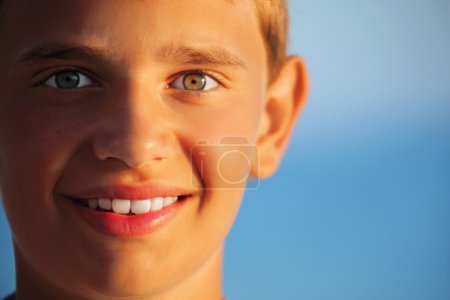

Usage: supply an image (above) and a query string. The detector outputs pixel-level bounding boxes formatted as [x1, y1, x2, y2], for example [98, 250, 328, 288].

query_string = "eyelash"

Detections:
[37, 68, 98, 90]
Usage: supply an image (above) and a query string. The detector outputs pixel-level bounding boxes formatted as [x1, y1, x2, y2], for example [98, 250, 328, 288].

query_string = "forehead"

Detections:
[0, 0, 265, 69]
[0, 0, 258, 41]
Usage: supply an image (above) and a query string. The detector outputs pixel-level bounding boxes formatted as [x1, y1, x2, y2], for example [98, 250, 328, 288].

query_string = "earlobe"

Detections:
[251, 55, 308, 179]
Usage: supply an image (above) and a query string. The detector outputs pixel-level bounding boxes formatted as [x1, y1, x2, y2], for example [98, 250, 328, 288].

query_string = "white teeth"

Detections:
[88, 199, 98, 209]
[98, 198, 112, 210]
[131, 200, 151, 215]
[151, 197, 164, 211]
[87, 196, 180, 214]
[112, 199, 131, 214]
[163, 196, 177, 206]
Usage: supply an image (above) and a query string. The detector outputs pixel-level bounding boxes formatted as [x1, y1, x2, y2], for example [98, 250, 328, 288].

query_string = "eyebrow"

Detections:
[16, 43, 112, 64]
[155, 44, 247, 69]
[15, 42, 247, 69]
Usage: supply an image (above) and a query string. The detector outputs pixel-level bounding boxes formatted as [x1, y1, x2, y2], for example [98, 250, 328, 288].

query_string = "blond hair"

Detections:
[252, 0, 289, 79]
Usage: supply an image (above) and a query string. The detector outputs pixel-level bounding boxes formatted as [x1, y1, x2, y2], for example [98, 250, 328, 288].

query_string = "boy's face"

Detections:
[0, 0, 270, 298]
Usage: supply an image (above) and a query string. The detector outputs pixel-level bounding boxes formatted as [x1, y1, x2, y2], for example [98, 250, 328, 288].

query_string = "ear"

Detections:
[251, 55, 308, 179]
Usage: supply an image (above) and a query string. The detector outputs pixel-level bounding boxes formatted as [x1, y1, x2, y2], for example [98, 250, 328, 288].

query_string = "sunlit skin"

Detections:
[0, 0, 307, 299]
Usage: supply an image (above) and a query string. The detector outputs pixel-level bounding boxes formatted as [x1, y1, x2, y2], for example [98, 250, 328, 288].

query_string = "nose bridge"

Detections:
[92, 78, 173, 168]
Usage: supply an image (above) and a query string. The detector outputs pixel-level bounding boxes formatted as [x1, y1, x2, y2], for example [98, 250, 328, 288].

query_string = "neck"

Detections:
[15, 244, 225, 300]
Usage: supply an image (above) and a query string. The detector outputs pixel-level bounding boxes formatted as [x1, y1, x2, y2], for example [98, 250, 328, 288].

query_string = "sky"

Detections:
[1, 1, 450, 299]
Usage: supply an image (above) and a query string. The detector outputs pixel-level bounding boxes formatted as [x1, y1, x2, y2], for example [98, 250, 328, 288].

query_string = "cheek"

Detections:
[166, 91, 264, 257]
[0, 104, 82, 190]
[172, 85, 264, 194]
[0, 99, 92, 234]
[190, 142, 256, 191]
[0, 103, 88, 285]
[177, 92, 265, 145]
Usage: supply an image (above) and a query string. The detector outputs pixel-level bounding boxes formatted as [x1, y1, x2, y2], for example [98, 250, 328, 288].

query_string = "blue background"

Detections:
[1, 1, 450, 299]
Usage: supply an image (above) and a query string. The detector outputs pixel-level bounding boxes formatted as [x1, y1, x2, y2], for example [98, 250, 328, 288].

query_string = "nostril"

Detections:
[91, 132, 170, 168]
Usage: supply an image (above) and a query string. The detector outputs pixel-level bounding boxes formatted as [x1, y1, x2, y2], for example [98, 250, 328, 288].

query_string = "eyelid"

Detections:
[34, 66, 99, 88]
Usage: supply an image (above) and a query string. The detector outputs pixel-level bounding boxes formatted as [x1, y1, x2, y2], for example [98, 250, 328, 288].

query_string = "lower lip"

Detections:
[72, 199, 185, 238]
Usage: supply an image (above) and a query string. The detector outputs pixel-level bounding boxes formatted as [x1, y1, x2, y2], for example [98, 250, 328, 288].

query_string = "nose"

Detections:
[91, 83, 175, 169]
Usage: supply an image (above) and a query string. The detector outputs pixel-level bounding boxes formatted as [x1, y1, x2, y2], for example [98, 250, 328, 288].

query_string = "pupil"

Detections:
[55, 71, 80, 89]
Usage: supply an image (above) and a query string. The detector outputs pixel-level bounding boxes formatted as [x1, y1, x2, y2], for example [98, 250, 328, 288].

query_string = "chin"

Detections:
[91, 253, 194, 299]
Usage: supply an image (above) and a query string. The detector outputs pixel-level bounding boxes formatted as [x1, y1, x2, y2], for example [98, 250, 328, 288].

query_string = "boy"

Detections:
[0, 0, 307, 299]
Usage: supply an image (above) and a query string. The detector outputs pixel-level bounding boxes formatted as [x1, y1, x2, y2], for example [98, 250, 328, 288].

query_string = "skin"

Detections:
[0, 0, 308, 299]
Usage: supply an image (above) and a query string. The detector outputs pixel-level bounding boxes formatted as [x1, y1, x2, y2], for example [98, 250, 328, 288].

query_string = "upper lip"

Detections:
[66, 183, 195, 200]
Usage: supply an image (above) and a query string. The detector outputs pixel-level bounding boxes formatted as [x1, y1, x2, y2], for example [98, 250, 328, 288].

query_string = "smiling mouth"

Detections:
[72, 195, 189, 216]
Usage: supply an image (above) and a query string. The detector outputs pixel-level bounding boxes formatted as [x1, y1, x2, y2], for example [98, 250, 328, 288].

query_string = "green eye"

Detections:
[45, 70, 94, 89]
[170, 72, 218, 91]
